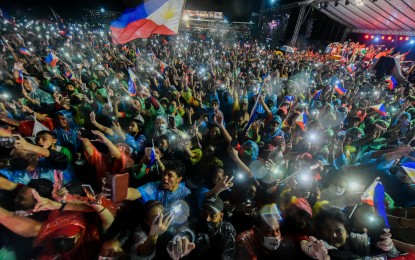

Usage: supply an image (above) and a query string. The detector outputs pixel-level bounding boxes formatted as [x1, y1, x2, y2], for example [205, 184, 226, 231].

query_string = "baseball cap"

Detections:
[203, 196, 223, 213]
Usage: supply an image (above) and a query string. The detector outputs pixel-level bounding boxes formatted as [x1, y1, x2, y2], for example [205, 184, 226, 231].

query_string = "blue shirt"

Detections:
[0, 158, 73, 185]
[137, 181, 191, 208]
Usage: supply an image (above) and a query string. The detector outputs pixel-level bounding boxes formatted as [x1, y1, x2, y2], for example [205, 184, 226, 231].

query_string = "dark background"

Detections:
[0, 0, 273, 21]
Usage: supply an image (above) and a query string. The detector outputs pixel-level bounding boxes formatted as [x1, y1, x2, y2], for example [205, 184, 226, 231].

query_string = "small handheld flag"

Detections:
[45, 52, 59, 67]
[295, 112, 308, 131]
[370, 104, 387, 117]
[361, 178, 390, 228]
[334, 85, 347, 95]
[385, 75, 397, 90]
[19, 48, 32, 56]
[160, 61, 168, 74]
[401, 162, 415, 183]
[127, 68, 138, 96]
[313, 89, 322, 100]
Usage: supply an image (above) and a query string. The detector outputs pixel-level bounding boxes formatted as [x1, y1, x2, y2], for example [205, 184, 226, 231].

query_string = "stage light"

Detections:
[100, 8, 105, 12]
[270, 0, 276, 3]
[399, 36, 403, 40]
[405, 37, 409, 41]
[345, 0, 350, 5]
[381, 36, 385, 39]
[410, 40, 415, 45]
[364, 35, 369, 39]
[387, 36, 392, 40]
[370, 35, 374, 39]
[374, 37, 379, 41]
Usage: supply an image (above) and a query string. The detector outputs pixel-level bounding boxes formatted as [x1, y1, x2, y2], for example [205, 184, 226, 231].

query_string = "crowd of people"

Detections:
[0, 15, 415, 260]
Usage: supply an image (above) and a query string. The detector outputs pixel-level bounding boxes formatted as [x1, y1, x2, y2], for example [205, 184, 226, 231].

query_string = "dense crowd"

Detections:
[0, 16, 415, 260]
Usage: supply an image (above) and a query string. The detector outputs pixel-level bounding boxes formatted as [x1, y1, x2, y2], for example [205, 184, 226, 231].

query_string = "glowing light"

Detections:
[374, 37, 379, 42]
[387, 36, 392, 40]
[237, 173, 244, 180]
[410, 40, 415, 44]
[405, 36, 409, 41]
[399, 36, 403, 40]
[381, 36, 385, 40]
[370, 35, 374, 39]
[349, 182, 359, 191]
[100, 8, 105, 12]
[364, 35, 369, 39]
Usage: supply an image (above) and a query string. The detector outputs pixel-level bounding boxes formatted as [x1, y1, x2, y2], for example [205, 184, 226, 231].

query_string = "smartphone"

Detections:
[82, 184, 97, 202]
[168, 115, 176, 129]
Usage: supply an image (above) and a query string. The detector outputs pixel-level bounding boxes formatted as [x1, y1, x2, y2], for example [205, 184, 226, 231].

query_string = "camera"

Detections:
[0, 137, 17, 147]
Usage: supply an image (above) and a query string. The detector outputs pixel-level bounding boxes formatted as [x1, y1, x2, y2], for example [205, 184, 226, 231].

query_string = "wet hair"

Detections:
[163, 160, 185, 178]
[314, 207, 350, 235]
[27, 178, 53, 199]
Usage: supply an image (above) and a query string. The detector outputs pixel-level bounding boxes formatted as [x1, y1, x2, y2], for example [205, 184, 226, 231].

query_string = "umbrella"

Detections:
[280, 45, 295, 53]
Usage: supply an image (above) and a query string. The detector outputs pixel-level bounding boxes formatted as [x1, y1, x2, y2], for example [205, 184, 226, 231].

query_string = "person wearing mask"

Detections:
[166, 196, 236, 260]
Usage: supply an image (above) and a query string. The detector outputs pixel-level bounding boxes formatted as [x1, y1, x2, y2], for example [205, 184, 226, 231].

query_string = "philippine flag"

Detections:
[127, 68, 138, 96]
[334, 85, 347, 95]
[313, 89, 323, 100]
[160, 61, 168, 74]
[370, 104, 387, 116]
[19, 47, 31, 56]
[385, 75, 397, 90]
[361, 178, 390, 228]
[45, 53, 59, 67]
[401, 162, 415, 183]
[295, 112, 308, 131]
[110, 0, 185, 44]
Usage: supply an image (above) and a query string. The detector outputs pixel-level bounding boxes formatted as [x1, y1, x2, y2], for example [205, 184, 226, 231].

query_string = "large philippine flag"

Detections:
[110, 0, 185, 44]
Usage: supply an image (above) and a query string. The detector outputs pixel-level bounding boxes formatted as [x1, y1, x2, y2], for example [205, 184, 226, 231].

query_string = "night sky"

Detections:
[0, 0, 269, 21]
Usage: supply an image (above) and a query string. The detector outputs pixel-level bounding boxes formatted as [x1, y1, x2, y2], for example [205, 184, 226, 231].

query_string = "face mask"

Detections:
[53, 237, 76, 254]
[157, 124, 167, 132]
[262, 236, 281, 251]
[329, 184, 345, 196]
[206, 221, 219, 233]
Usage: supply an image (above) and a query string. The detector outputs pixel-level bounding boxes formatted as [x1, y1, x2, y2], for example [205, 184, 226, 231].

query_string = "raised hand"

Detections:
[149, 212, 174, 237]
[32, 190, 61, 212]
[213, 175, 234, 193]
[308, 236, 330, 260]
[376, 228, 394, 252]
[167, 236, 196, 260]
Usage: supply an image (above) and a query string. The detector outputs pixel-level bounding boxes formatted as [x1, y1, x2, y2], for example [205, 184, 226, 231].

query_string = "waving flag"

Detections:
[385, 75, 397, 90]
[361, 178, 390, 228]
[295, 112, 308, 131]
[370, 104, 387, 116]
[313, 89, 322, 100]
[19, 48, 32, 56]
[127, 68, 139, 96]
[146, 139, 158, 174]
[45, 52, 59, 67]
[16, 70, 24, 84]
[334, 85, 347, 95]
[110, 0, 186, 44]
[160, 60, 168, 74]
[401, 162, 415, 183]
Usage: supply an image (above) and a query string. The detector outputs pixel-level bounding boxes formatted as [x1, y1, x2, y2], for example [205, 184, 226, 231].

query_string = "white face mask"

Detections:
[262, 236, 281, 251]
[329, 184, 345, 196]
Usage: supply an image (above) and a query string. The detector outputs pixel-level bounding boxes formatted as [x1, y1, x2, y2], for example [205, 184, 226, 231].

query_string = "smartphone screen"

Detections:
[82, 184, 96, 201]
